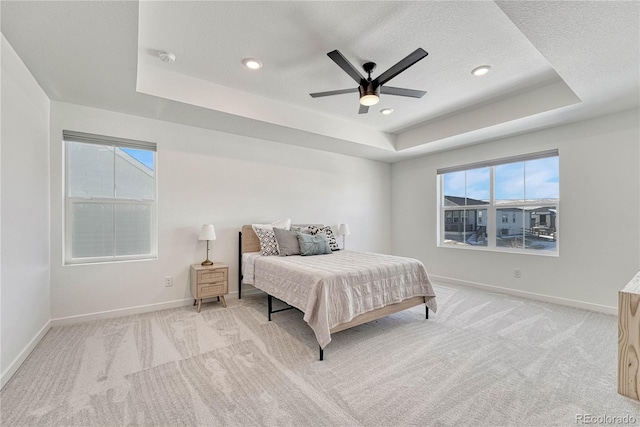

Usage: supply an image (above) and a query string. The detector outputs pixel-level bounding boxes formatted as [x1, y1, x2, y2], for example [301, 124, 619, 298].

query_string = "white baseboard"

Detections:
[50, 289, 267, 327]
[50, 298, 194, 327]
[1, 320, 51, 389]
[431, 275, 617, 315]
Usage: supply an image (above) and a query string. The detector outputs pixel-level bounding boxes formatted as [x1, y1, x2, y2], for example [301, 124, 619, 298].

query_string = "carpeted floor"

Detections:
[2, 285, 639, 426]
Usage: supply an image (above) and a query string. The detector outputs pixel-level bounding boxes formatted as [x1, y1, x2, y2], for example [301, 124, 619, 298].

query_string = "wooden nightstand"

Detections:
[190, 263, 228, 313]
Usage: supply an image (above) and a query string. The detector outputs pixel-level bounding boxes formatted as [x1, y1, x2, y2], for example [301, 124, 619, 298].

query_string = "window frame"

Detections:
[437, 150, 559, 256]
[63, 131, 158, 265]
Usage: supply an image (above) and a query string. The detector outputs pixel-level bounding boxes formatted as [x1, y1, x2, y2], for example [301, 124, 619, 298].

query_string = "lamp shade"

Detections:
[338, 223, 351, 236]
[198, 224, 216, 241]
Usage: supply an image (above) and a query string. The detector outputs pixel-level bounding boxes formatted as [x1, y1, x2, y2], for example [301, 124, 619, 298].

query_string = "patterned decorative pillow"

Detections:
[323, 227, 340, 251]
[254, 227, 279, 256]
[307, 225, 321, 235]
[308, 225, 339, 251]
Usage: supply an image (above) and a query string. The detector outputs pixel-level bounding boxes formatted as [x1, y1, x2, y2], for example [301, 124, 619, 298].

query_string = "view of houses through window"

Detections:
[439, 151, 559, 253]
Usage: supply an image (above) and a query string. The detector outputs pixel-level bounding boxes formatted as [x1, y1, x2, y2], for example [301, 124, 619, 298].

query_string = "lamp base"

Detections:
[201, 259, 213, 266]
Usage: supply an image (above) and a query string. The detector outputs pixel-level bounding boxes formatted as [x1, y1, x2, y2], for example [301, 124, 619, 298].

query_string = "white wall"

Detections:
[50, 102, 391, 321]
[391, 109, 640, 311]
[1, 36, 51, 386]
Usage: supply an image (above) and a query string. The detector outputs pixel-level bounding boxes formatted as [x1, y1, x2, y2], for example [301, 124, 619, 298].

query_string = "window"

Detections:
[438, 150, 558, 254]
[64, 131, 157, 264]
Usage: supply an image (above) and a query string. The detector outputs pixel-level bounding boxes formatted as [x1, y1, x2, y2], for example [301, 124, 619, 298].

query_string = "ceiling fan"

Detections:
[310, 48, 428, 114]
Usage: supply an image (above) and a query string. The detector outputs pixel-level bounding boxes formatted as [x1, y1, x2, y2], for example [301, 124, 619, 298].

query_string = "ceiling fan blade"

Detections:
[380, 86, 426, 98]
[375, 48, 428, 86]
[358, 104, 369, 114]
[327, 50, 366, 84]
[309, 88, 359, 98]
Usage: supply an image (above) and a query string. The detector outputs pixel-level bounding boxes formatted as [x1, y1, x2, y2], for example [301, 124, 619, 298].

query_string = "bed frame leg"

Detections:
[319, 346, 324, 361]
[268, 294, 272, 321]
[426, 306, 429, 320]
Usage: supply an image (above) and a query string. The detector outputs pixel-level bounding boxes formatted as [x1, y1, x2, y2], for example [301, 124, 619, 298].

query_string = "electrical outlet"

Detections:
[164, 276, 173, 287]
[513, 268, 521, 279]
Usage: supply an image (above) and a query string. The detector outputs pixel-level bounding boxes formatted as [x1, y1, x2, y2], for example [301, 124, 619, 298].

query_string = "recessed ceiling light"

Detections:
[242, 58, 263, 70]
[157, 51, 176, 63]
[380, 108, 394, 115]
[471, 65, 491, 76]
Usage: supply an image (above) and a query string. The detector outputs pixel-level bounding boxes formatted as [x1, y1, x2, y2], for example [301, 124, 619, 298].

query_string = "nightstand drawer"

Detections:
[199, 282, 226, 297]
[198, 269, 226, 283]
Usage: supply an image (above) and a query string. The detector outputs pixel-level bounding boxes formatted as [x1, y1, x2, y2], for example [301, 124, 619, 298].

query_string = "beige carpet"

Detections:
[2, 285, 639, 426]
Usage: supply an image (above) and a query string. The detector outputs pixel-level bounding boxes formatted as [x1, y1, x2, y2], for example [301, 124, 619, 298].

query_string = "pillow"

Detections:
[307, 225, 321, 235]
[252, 218, 291, 233]
[254, 227, 280, 256]
[273, 228, 301, 256]
[323, 226, 340, 251]
[252, 219, 292, 256]
[307, 225, 339, 251]
[297, 233, 331, 256]
[291, 225, 311, 234]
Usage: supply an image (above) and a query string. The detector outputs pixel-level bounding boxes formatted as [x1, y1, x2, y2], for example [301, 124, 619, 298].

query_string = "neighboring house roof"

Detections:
[444, 196, 489, 206]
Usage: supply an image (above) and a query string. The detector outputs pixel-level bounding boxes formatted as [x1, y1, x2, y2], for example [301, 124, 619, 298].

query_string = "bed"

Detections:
[238, 224, 437, 360]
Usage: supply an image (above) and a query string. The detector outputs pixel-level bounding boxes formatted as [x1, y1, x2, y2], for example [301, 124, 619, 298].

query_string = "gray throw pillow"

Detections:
[297, 233, 331, 256]
[291, 226, 311, 234]
[273, 228, 301, 256]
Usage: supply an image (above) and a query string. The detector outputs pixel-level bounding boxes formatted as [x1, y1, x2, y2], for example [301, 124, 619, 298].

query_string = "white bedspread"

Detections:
[251, 250, 437, 348]
[241, 252, 262, 285]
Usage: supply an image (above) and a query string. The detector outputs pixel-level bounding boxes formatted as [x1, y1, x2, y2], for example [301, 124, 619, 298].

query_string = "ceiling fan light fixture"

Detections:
[242, 58, 263, 70]
[471, 65, 492, 76]
[359, 83, 380, 106]
[360, 94, 380, 106]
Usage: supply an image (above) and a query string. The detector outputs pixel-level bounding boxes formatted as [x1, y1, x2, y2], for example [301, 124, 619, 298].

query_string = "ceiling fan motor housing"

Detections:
[359, 81, 379, 98]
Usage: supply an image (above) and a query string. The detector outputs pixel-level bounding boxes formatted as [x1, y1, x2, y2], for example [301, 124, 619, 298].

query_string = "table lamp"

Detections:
[198, 224, 216, 265]
[338, 223, 350, 249]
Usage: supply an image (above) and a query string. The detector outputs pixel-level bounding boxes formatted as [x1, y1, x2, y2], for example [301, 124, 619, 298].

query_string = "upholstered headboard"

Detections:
[241, 225, 261, 254]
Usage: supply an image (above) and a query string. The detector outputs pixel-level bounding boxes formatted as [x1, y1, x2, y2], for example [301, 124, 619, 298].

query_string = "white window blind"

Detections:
[64, 131, 157, 264]
[437, 149, 558, 175]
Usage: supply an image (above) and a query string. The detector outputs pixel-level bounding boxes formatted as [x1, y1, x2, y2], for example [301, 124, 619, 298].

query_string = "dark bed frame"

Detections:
[238, 226, 429, 360]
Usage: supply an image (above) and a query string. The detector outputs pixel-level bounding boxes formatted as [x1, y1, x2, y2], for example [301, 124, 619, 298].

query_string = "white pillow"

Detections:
[273, 218, 292, 230]
[252, 218, 291, 233]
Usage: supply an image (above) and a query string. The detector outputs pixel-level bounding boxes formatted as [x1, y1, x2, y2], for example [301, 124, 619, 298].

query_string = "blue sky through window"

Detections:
[444, 157, 558, 201]
[443, 167, 490, 202]
[122, 148, 155, 170]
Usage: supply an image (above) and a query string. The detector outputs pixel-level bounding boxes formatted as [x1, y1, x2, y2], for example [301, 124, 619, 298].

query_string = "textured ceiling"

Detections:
[2, 1, 639, 162]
